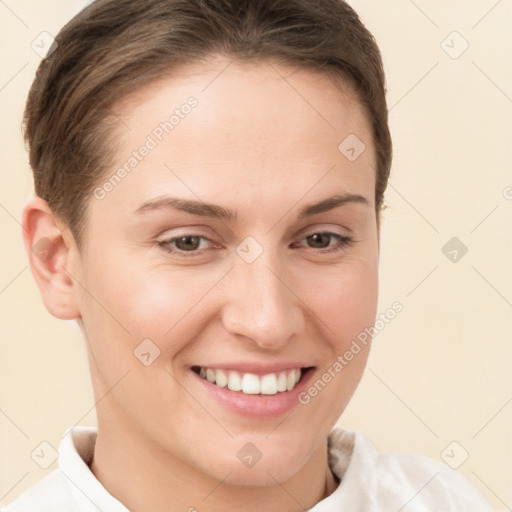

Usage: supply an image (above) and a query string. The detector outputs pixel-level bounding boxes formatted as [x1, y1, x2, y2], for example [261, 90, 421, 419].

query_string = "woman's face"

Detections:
[72, 56, 379, 485]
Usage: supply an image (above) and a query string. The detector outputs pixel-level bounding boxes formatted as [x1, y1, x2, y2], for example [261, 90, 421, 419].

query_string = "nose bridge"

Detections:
[221, 246, 304, 348]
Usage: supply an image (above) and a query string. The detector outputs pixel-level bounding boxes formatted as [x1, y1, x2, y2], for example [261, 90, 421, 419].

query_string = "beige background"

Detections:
[1, 0, 511, 509]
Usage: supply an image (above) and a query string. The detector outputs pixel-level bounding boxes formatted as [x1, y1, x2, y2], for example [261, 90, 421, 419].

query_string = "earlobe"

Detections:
[21, 195, 81, 320]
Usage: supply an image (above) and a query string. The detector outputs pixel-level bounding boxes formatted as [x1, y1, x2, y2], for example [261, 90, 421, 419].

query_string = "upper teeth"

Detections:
[197, 367, 302, 395]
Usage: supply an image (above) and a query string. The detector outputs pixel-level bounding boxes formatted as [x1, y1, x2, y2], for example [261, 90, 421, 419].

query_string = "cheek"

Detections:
[298, 258, 378, 408]
[305, 259, 379, 343]
[78, 253, 228, 360]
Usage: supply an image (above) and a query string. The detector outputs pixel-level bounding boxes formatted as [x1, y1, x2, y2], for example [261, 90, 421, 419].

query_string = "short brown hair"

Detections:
[24, 0, 392, 249]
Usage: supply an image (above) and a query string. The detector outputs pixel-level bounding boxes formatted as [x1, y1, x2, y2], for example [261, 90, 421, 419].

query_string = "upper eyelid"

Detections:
[158, 229, 349, 241]
[158, 223, 352, 241]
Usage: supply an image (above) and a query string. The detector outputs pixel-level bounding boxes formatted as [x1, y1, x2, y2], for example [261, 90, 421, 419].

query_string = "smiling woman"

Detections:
[4, 1, 494, 511]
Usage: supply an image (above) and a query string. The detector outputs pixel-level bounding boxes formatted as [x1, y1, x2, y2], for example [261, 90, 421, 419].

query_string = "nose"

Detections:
[220, 249, 305, 350]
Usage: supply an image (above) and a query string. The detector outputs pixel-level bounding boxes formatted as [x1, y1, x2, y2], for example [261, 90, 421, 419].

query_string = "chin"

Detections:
[217, 461, 302, 488]
[196, 434, 316, 487]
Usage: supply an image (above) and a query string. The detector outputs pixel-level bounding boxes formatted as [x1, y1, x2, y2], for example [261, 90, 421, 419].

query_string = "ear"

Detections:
[22, 195, 81, 320]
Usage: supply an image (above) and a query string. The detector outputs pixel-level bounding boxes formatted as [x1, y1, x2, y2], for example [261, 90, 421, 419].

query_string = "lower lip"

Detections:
[191, 368, 315, 419]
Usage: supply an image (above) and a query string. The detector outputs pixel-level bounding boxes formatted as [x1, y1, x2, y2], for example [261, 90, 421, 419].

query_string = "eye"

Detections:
[157, 234, 215, 256]
[156, 231, 354, 258]
[294, 232, 354, 254]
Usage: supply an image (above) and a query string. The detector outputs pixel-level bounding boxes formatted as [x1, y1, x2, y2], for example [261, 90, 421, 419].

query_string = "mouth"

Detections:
[191, 366, 309, 395]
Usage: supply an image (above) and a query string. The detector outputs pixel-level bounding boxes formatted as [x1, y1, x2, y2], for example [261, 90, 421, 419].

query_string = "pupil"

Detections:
[309, 233, 329, 248]
[176, 236, 199, 251]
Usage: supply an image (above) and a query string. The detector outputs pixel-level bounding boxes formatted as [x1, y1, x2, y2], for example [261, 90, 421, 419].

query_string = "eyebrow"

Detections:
[135, 193, 370, 222]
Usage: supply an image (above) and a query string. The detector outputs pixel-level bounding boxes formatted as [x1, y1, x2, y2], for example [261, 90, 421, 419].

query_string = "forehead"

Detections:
[94, 56, 376, 222]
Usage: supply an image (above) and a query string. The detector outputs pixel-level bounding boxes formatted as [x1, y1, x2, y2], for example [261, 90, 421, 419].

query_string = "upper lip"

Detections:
[191, 362, 314, 375]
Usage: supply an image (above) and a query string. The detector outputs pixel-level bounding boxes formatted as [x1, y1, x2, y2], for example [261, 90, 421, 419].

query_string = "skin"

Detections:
[23, 56, 380, 512]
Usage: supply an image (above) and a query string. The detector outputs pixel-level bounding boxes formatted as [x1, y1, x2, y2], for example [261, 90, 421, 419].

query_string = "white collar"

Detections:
[59, 426, 129, 511]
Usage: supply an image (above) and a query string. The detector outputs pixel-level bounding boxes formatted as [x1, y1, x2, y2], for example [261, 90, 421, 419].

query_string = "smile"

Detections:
[192, 366, 303, 395]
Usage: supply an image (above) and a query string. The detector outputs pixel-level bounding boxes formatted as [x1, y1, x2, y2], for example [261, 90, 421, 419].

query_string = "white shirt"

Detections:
[2, 426, 492, 512]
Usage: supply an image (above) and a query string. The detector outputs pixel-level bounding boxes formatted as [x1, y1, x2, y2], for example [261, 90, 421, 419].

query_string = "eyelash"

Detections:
[156, 232, 354, 258]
